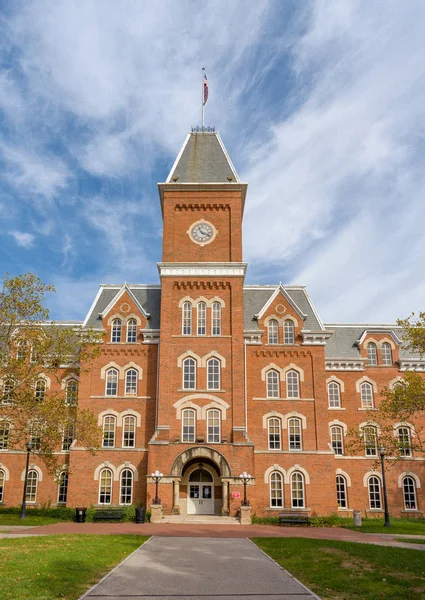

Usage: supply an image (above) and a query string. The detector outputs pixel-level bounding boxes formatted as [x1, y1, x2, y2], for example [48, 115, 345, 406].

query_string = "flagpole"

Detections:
[202, 67, 205, 130]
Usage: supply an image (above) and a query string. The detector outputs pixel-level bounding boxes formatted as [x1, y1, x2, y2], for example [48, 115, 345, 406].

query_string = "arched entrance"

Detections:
[187, 465, 214, 514]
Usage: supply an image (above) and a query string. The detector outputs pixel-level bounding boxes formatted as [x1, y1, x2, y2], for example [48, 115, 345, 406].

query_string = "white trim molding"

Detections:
[201, 351, 226, 368]
[398, 471, 421, 489]
[173, 399, 202, 420]
[363, 470, 382, 487]
[262, 411, 285, 429]
[301, 330, 333, 346]
[336, 469, 352, 487]
[61, 373, 79, 389]
[399, 360, 425, 372]
[261, 363, 285, 381]
[282, 412, 307, 430]
[325, 359, 365, 371]
[177, 351, 202, 368]
[264, 464, 286, 484]
[21, 464, 43, 482]
[355, 376, 378, 393]
[97, 409, 120, 426]
[0, 464, 10, 480]
[287, 465, 310, 485]
[158, 262, 247, 277]
[388, 376, 404, 389]
[94, 462, 119, 482]
[326, 375, 345, 393]
[117, 462, 139, 482]
[329, 420, 348, 435]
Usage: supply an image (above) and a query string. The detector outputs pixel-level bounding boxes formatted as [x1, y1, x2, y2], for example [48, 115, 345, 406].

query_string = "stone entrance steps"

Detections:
[160, 514, 240, 525]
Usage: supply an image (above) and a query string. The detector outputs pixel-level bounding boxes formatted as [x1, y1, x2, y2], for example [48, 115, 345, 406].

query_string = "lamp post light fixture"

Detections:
[239, 471, 253, 506]
[379, 446, 391, 527]
[20, 441, 34, 520]
[151, 470, 163, 505]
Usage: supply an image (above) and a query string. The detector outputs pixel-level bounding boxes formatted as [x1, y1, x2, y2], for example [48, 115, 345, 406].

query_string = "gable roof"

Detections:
[99, 284, 150, 320]
[323, 324, 416, 359]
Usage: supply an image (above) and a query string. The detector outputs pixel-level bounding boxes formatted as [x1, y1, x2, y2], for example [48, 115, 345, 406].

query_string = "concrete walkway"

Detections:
[80, 536, 319, 600]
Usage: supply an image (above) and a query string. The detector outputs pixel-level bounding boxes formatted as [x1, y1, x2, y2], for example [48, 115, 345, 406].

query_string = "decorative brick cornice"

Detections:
[325, 359, 365, 371]
[175, 203, 231, 211]
[399, 360, 425, 372]
[255, 349, 311, 359]
[301, 330, 333, 345]
[173, 281, 231, 291]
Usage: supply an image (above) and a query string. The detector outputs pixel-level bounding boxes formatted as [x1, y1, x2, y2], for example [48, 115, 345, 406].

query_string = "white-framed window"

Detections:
[0, 421, 10, 450]
[183, 357, 196, 390]
[99, 468, 112, 505]
[286, 370, 300, 398]
[127, 319, 137, 343]
[125, 368, 138, 396]
[26, 470, 38, 503]
[266, 370, 279, 398]
[57, 471, 69, 504]
[62, 422, 75, 451]
[197, 302, 206, 335]
[284, 320, 295, 344]
[288, 418, 302, 450]
[398, 427, 412, 457]
[360, 382, 374, 408]
[207, 358, 220, 390]
[403, 476, 417, 510]
[291, 472, 305, 508]
[328, 382, 341, 408]
[368, 475, 381, 509]
[364, 426, 378, 456]
[105, 368, 119, 396]
[30, 423, 42, 450]
[182, 408, 196, 442]
[102, 416, 116, 448]
[120, 469, 133, 505]
[122, 416, 136, 448]
[212, 302, 221, 336]
[330, 426, 344, 455]
[381, 342, 392, 365]
[207, 409, 220, 443]
[268, 319, 279, 344]
[268, 418, 281, 450]
[182, 302, 192, 335]
[17, 340, 27, 361]
[111, 318, 122, 343]
[336, 475, 348, 508]
[270, 471, 283, 507]
[65, 379, 78, 406]
[35, 379, 46, 402]
[0, 469, 4, 502]
[367, 342, 378, 365]
[2, 379, 14, 404]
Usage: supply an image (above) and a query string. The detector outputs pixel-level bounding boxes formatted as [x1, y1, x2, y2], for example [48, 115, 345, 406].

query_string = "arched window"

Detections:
[336, 475, 348, 508]
[111, 319, 122, 343]
[65, 379, 78, 406]
[268, 319, 279, 344]
[26, 470, 38, 503]
[35, 379, 46, 402]
[99, 468, 112, 504]
[270, 472, 283, 507]
[288, 418, 302, 450]
[207, 409, 220, 443]
[398, 427, 412, 457]
[367, 342, 378, 365]
[0, 421, 10, 450]
[330, 426, 344, 455]
[0, 469, 4, 502]
[17, 341, 27, 361]
[182, 408, 196, 443]
[125, 369, 138, 396]
[403, 476, 417, 510]
[212, 302, 221, 336]
[2, 379, 14, 404]
[58, 471, 69, 504]
[381, 342, 392, 365]
[207, 358, 220, 390]
[368, 475, 381, 509]
[328, 382, 341, 408]
[286, 370, 300, 398]
[127, 319, 137, 343]
[197, 302, 206, 336]
[105, 368, 118, 396]
[102, 416, 116, 448]
[360, 382, 374, 408]
[268, 418, 281, 450]
[284, 320, 295, 344]
[364, 426, 377, 456]
[266, 370, 279, 398]
[62, 422, 75, 451]
[291, 472, 305, 508]
[122, 415, 136, 447]
[182, 301, 192, 335]
[183, 357, 196, 389]
[120, 469, 133, 505]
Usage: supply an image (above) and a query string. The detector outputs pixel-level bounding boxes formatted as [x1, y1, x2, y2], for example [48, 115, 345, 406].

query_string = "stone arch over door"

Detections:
[171, 446, 231, 477]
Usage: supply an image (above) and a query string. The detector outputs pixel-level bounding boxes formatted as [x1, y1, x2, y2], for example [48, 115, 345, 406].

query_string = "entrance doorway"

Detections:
[187, 469, 214, 514]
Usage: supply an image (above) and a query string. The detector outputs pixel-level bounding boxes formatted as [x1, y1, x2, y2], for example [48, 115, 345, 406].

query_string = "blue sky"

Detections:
[1, 1, 425, 324]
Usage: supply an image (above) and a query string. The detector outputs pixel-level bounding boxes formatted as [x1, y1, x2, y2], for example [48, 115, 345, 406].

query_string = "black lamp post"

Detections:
[20, 441, 34, 519]
[379, 446, 391, 527]
[151, 469, 163, 505]
[239, 471, 253, 506]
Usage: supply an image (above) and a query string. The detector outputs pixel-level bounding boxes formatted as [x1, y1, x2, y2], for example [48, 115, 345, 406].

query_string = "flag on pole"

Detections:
[203, 72, 209, 105]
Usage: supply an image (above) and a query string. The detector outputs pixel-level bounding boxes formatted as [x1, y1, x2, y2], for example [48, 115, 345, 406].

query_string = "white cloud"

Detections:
[9, 230, 35, 248]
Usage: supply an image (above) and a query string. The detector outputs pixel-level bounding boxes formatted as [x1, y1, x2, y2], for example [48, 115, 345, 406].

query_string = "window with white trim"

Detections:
[122, 416, 136, 448]
[17, 341, 27, 361]
[102, 416, 116, 448]
[65, 379, 78, 406]
[268, 319, 279, 344]
[0, 469, 4, 502]
[364, 426, 377, 456]
[111, 319, 122, 343]
[270, 471, 283, 507]
[182, 408, 196, 442]
[398, 427, 412, 457]
[99, 468, 112, 504]
[328, 382, 341, 408]
[403, 476, 417, 510]
[336, 475, 348, 508]
[2, 379, 14, 404]
[26, 470, 38, 503]
[105, 368, 118, 396]
[381, 342, 392, 365]
[35, 379, 46, 402]
[183, 357, 196, 390]
[197, 302, 206, 336]
[30, 423, 42, 450]
[368, 475, 381, 509]
[207, 409, 220, 443]
[288, 418, 302, 450]
[286, 370, 300, 398]
[268, 418, 281, 450]
[0, 421, 10, 450]
[284, 320, 295, 344]
[212, 302, 221, 336]
[127, 319, 137, 343]
[120, 469, 133, 505]
[207, 358, 220, 390]
[125, 368, 138, 396]
[291, 472, 305, 508]
[367, 342, 378, 365]
[62, 422, 74, 451]
[182, 302, 192, 335]
[360, 382, 374, 408]
[58, 471, 69, 504]
[330, 425, 344, 455]
[266, 370, 279, 398]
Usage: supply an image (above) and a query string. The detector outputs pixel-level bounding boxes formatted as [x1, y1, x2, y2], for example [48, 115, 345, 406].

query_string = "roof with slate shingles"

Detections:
[323, 324, 415, 359]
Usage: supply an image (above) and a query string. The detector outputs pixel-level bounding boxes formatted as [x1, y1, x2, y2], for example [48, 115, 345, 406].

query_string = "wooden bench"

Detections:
[278, 513, 310, 526]
[93, 509, 125, 522]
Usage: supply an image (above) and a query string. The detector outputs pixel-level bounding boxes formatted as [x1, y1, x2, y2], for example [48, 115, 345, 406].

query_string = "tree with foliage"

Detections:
[0, 273, 102, 472]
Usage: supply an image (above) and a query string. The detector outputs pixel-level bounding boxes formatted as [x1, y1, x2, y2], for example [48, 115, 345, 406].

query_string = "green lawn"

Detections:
[345, 519, 425, 536]
[395, 537, 425, 545]
[253, 537, 425, 600]
[0, 535, 146, 600]
[0, 514, 63, 526]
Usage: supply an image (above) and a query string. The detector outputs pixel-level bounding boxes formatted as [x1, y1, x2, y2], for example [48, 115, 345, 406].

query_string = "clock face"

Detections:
[189, 221, 216, 245]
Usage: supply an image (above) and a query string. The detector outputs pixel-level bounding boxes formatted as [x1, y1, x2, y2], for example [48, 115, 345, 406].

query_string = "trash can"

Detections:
[135, 507, 146, 524]
[75, 507, 87, 523]
[353, 510, 362, 527]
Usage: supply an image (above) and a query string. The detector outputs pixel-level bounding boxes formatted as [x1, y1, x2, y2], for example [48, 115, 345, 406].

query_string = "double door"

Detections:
[187, 483, 214, 514]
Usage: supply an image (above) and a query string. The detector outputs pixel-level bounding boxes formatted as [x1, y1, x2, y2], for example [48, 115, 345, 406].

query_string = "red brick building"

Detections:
[1, 131, 424, 518]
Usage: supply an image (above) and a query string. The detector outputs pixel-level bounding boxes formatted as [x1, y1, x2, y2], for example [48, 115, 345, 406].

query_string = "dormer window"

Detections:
[268, 319, 279, 344]
[126, 319, 137, 343]
[111, 319, 122, 343]
[367, 342, 378, 365]
[284, 320, 295, 344]
[381, 342, 392, 366]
